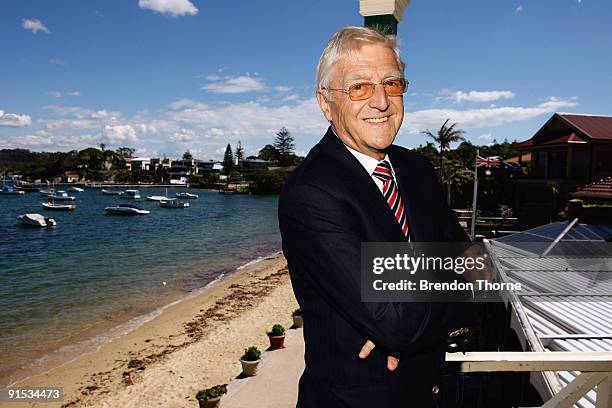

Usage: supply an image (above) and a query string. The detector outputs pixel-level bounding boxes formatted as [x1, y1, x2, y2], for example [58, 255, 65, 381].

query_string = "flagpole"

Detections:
[470, 149, 479, 241]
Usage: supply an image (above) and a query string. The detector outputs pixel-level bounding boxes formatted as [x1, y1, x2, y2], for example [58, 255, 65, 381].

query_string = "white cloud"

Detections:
[275, 86, 292, 93]
[49, 91, 62, 98]
[0, 109, 32, 127]
[67, 91, 81, 97]
[171, 128, 195, 142]
[202, 75, 266, 94]
[103, 124, 138, 144]
[22, 18, 50, 34]
[138, 0, 198, 17]
[401, 97, 577, 134]
[452, 90, 516, 103]
[206, 74, 221, 81]
[49, 59, 65, 66]
[514, 5, 523, 14]
[479, 133, 493, 140]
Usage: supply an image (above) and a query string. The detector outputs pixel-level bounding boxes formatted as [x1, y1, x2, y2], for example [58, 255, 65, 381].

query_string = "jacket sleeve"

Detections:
[279, 181, 472, 357]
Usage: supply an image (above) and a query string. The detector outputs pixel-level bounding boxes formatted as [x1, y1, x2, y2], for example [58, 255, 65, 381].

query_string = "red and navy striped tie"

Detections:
[373, 160, 409, 237]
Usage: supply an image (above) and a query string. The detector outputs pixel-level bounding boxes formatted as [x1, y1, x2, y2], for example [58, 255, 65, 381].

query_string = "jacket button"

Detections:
[432, 385, 440, 395]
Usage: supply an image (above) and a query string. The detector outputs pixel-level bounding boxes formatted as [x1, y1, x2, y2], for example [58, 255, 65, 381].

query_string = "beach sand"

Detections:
[8, 253, 298, 408]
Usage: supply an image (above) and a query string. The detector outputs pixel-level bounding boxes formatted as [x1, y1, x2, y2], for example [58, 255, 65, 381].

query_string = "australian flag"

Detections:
[476, 155, 523, 179]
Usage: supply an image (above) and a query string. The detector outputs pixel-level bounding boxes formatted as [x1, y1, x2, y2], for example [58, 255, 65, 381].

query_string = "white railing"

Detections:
[446, 351, 612, 408]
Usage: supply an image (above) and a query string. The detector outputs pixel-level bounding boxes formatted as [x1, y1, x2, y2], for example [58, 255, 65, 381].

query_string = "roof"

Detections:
[516, 113, 612, 149]
[487, 222, 612, 407]
[570, 177, 612, 199]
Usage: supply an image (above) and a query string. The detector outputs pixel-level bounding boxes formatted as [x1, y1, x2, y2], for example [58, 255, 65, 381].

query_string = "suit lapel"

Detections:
[320, 128, 408, 242]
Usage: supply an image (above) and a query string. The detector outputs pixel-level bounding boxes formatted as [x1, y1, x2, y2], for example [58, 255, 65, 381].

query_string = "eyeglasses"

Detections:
[321, 78, 408, 101]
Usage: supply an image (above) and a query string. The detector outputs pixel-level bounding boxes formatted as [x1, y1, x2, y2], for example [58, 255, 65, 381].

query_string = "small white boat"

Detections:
[175, 192, 199, 199]
[46, 191, 76, 201]
[146, 195, 170, 202]
[42, 202, 76, 211]
[18, 213, 57, 227]
[160, 199, 189, 208]
[121, 190, 141, 199]
[40, 188, 55, 196]
[105, 204, 150, 215]
[102, 189, 124, 196]
[69, 187, 84, 192]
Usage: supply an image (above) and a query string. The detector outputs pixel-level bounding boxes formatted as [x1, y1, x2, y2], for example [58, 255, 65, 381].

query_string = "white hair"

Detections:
[316, 26, 405, 100]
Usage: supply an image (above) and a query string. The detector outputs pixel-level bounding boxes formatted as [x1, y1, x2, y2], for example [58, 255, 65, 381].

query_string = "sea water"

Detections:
[0, 188, 280, 386]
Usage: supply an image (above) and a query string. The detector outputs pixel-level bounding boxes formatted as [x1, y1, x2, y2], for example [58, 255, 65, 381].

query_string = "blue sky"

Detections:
[1, 0, 611, 160]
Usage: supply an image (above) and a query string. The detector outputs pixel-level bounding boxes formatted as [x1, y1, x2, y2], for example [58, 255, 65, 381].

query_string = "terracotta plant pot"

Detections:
[268, 335, 285, 350]
[198, 396, 221, 408]
[240, 358, 261, 376]
[292, 315, 303, 328]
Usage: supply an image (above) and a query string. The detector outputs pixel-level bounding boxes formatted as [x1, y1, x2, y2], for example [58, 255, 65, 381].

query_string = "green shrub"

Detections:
[196, 384, 227, 401]
[268, 324, 285, 337]
[241, 346, 261, 361]
[292, 308, 302, 317]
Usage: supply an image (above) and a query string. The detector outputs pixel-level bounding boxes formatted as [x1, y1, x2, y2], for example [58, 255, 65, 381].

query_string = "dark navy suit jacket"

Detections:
[278, 127, 473, 408]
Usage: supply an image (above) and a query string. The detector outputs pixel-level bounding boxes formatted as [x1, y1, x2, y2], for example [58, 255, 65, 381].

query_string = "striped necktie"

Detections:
[373, 160, 409, 237]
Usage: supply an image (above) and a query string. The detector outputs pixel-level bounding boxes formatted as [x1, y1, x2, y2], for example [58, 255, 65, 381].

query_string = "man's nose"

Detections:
[368, 83, 390, 111]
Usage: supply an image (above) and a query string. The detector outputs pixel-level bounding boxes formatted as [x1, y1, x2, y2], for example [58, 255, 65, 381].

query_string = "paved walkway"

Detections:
[222, 328, 304, 408]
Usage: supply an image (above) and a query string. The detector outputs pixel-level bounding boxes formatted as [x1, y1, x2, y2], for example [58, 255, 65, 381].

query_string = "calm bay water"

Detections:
[0, 188, 280, 386]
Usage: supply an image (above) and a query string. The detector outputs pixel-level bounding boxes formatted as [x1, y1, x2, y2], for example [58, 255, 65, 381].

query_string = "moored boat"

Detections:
[105, 204, 150, 215]
[102, 189, 124, 196]
[146, 195, 170, 202]
[42, 202, 76, 211]
[18, 213, 57, 227]
[175, 192, 199, 199]
[69, 187, 84, 192]
[159, 199, 189, 208]
[120, 190, 141, 199]
[46, 191, 76, 201]
[0, 186, 25, 195]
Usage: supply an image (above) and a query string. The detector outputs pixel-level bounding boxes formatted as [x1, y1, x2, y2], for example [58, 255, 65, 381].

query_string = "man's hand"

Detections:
[359, 340, 399, 371]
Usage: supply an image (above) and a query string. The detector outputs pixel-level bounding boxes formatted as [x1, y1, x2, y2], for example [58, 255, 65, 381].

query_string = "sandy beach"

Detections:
[7, 252, 298, 408]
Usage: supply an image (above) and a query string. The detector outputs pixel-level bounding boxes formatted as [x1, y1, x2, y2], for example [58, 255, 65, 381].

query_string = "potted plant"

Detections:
[195, 384, 227, 408]
[240, 346, 261, 376]
[292, 308, 303, 328]
[267, 324, 286, 350]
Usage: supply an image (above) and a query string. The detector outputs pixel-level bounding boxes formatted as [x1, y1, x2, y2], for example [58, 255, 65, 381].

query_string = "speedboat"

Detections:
[18, 213, 57, 227]
[175, 192, 199, 199]
[121, 190, 141, 199]
[0, 186, 25, 195]
[159, 199, 189, 208]
[102, 189, 124, 195]
[69, 187, 84, 192]
[46, 191, 76, 201]
[105, 204, 150, 215]
[42, 202, 76, 211]
[40, 188, 55, 196]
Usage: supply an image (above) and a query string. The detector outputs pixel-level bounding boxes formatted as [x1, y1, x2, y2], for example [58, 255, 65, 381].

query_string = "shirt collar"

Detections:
[330, 126, 393, 177]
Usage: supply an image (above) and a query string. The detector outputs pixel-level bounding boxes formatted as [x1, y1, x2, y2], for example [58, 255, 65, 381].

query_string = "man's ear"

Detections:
[316, 91, 333, 122]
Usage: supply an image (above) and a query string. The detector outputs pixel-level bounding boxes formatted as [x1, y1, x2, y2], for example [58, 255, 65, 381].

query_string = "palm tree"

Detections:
[421, 119, 466, 204]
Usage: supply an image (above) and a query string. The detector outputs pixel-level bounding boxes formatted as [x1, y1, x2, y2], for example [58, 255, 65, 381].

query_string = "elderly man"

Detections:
[278, 27, 474, 407]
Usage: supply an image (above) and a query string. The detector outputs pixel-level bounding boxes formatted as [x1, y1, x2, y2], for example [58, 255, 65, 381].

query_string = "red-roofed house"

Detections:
[513, 113, 612, 225]
[515, 113, 612, 181]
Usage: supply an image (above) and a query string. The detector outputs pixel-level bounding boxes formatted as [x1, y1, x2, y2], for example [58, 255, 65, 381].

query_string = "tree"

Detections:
[116, 147, 135, 158]
[235, 140, 244, 162]
[421, 119, 466, 204]
[182, 151, 193, 161]
[223, 144, 234, 175]
[273, 127, 296, 166]
[258, 144, 279, 162]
